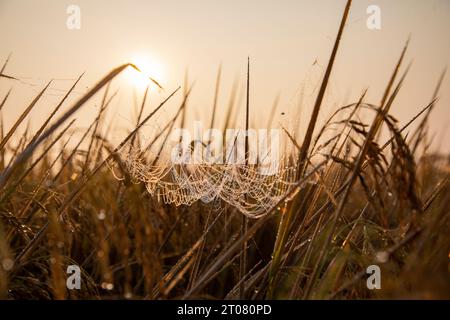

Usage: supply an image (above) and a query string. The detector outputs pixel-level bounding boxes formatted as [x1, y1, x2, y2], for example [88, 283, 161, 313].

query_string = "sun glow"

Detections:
[126, 55, 165, 91]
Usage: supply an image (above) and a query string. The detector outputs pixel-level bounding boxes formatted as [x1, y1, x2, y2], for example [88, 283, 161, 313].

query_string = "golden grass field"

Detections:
[0, 0, 449, 300]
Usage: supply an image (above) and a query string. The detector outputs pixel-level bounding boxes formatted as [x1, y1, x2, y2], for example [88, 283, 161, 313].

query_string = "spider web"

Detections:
[111, 141, 300, 218]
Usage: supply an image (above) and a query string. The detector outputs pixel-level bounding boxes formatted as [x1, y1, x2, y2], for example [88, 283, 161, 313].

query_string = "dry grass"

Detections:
[0, 0, 449, 300]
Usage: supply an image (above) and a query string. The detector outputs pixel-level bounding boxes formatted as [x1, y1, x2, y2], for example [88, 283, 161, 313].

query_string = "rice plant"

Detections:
[0, 0, 448, 300]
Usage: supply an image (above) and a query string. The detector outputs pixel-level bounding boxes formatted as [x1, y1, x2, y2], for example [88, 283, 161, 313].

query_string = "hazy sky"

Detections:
[0, 0, 449, 152]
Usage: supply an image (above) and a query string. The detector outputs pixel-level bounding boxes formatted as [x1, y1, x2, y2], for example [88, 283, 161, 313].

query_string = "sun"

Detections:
[125, 55, 165, 91]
